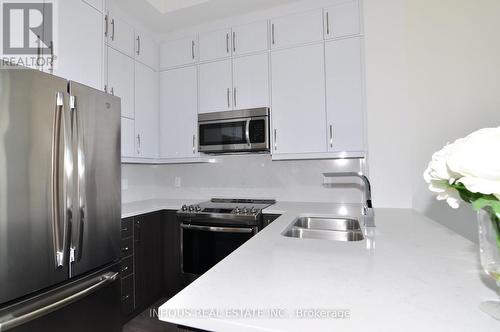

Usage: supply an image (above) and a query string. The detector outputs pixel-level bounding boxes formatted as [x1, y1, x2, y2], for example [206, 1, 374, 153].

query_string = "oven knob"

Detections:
[242, 207, 249, 215]
[181, 205, 188, 211]
[195, 205, 202, 212]
[188, 205, 195, 212]
[234, 207, 241, 214]
[250, 207, 257, 214]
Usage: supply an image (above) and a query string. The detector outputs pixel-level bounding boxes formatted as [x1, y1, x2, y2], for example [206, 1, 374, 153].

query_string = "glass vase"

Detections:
[477, 208, 500, 320]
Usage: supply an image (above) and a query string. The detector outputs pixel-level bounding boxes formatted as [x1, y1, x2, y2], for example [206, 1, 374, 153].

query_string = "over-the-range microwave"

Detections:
[198, 108, 270, 154]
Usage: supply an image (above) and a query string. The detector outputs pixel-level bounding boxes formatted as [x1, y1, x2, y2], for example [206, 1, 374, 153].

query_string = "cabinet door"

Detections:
[107, 13, 135, 57]
[199, 59, 232, 113]
[134, 213, 164, 311]
[108, 47, 135, 119]
[325, 38, 364, 152]
[134, 31, 159, 70]
[232, 53, 269, 110]
[232, 20, 269, 56]
[270, 9, 324, 50]
[135, 62, 159, 159]
[121, 117, 135, 158]
[324, 0, 360, 39]
[53, 0, 104, 90]
[160, 66, 198, 159]
[163, 211, 182, 297]
[160, 36, 197, 69]
[199, 28, 232, 62]
[271, 44, 327, 154]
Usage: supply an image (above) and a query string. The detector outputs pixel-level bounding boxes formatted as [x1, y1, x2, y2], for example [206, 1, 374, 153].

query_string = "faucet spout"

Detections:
[323, 172, 375, 227]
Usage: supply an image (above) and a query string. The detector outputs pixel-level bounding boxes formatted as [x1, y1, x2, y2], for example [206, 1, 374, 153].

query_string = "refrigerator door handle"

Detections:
[70, 95, 85, 264]
[0, 272, 118, 331]
[51, 92, 71, 268]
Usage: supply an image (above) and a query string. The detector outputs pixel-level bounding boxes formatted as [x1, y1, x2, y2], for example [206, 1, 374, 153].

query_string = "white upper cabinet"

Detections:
[270, 9, 324, 50]
[160, 36, 197, 69]
[107, 47, 135, 119]
[121, 117, 136, 158]
[135, 62, 159, 159]
[324, 0, 361, 39]
[160, 66, 198, 159]
[232, 53, 269, 110]
[134, 31, 159, 70]
[82, 0, 103, 12]
[53, 0, 103, 90]
[325, 37, 364, 153]
[199, 28, 232, 62]
[231, 21, 269, 56]
[271, 44, 327, 155]
[106, 13, 135, 57]
[199, 59, 233, 113]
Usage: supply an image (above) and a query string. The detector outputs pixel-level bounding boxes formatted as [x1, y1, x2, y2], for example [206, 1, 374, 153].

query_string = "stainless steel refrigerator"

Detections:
[0, 65, 122, 331]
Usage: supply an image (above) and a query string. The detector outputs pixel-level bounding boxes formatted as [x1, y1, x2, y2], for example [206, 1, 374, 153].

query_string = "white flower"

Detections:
[424, 143, 462, 208]
[447, 127, 500, 198]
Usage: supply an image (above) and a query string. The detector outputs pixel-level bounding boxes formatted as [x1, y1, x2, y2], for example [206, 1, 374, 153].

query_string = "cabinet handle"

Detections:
[110, 87, 114, 96]
[104, 14, 109, 37]
[136, 134, 141, 154]
[271, 24, 275, 45]
[122, 266, 129, 272]
[274, 129, 277, 151]
[104, 85, 108, 93]
[111, 19, 115, 41]
[191, 40, 195, 59]
[136, 35, 141, 56]
[326, 11, 330, 35]
[329, 124, 334, 148]
[192, 135, 196, 154]
[227, 88, 231, 108]
[233, 87, 237, 107]
[232, 31, 236, 52]
[226, 33, 230, 54]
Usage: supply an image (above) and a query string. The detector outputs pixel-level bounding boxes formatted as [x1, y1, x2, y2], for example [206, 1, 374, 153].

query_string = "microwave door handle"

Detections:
[180, 224, 253, 234]
[245, 119, 251, 146]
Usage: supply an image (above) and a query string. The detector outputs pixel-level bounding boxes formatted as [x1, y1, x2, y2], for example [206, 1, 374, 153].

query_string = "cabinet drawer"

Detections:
[121, 275, 134, 314]
[121, 237, 133, 258]
[121, 218, 133, 239]
[121, 255, 134, 277]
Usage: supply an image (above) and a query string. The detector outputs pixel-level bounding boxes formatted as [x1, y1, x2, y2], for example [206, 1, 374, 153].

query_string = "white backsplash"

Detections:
[122, 155, 367, 204]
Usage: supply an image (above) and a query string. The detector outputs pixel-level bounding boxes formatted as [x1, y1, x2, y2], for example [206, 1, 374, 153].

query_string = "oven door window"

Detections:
[182, 225, 254, 276]
[199, 121, 246, 146]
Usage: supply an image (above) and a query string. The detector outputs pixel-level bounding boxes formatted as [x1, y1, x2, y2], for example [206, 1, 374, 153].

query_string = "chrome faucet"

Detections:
[323, 172, 375, 227]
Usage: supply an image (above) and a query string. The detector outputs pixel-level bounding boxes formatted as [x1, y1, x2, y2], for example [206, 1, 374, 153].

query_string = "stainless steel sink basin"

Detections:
[282, 217, 364, 242]
[293, 217, 361, 231]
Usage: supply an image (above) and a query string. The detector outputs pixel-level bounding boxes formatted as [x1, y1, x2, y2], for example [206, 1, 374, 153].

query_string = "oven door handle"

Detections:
[245, 119, 251, 147]
[180, 224, 253, 234]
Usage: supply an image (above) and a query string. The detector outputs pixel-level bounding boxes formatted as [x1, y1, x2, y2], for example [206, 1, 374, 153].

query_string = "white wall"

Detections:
[406, 0, 500, 241]
[123, 155, 367, 204]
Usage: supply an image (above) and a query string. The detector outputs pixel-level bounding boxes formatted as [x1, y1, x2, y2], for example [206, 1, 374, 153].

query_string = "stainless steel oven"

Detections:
[177, 199, 275, 284]
[198, 108, 270, 154]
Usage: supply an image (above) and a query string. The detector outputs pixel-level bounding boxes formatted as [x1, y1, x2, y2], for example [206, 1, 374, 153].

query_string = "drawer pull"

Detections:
[122, 266, 129, 272]
[122, 294, 130, 301]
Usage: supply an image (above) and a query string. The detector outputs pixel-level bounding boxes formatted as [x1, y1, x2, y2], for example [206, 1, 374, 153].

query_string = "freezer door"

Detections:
[68, 82, 121, 278]
[0, 68, 71, 305]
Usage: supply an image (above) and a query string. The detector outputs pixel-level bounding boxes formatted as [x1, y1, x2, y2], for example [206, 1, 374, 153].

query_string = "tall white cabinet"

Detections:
[325, 37, 364, 153]
[160, 66, 199, 159]
[271, 44, 327, 155]
[135, 63, 159, 159]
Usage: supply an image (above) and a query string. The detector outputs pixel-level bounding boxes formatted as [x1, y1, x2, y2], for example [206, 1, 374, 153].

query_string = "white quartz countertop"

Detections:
[122, 199, 205, 218]
[157, 201, 500, 332]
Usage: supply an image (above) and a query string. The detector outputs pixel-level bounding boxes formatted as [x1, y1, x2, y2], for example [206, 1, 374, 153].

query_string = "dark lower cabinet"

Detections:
[121, 210, 183, 324]
[134, 212, 165, 311]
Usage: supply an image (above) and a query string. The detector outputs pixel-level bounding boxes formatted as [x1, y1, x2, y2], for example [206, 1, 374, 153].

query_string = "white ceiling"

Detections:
[114, 0, 304, 35]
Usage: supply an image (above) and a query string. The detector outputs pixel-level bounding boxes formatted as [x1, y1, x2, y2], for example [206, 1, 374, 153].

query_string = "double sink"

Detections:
[282, 217, 364, 242]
